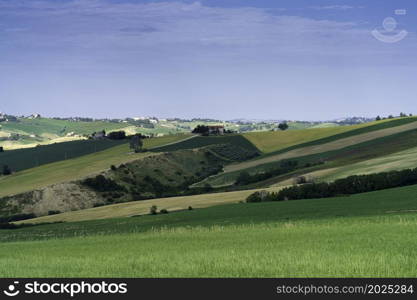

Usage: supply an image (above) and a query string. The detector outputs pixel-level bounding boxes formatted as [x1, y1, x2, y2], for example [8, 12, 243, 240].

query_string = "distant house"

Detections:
[91, 130, 106, 140]
[208, 125, 225, 135]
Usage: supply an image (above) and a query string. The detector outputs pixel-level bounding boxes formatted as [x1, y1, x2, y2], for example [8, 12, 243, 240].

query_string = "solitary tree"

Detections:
[376, 116, 382, 121]
[130, 134, 143, 153]
[278, 122, 289, 131]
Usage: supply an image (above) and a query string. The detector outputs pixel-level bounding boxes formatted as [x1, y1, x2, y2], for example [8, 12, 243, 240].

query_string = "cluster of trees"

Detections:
[81, 175, 127, 193]
[278, 122, 289, 131]
[376, 113, 413, 121]
[129, 134, 145, 153]
[192, 125, 210, 135]
[247, 168, 417, 202]
[107, 131, 126, 140]
[235, 160, 323, 186]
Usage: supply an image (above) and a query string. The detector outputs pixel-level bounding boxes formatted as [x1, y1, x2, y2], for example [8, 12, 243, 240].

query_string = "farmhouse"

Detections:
[208, 125, 225, 135]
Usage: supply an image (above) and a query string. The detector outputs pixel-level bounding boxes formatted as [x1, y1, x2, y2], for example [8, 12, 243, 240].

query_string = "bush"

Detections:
[150, 205, 158, 215]
[107, 131, 126, 140]
[160, 209, 169, 214]
[0, 213, 36, 223]
[81, 175, 126, 192]
[188, 206, 193, 210]
[110, 165, 117, 171]
[246, 190, 274, 203]
[2, 165, 11, 176]
[48, 210, 61, 215]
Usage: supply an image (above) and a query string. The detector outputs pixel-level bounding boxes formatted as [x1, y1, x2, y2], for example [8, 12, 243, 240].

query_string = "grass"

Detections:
[2, 184, 417, 276]
[150, 134, 260, 153]
[0, 135, 189, 197]
[0, 139, 127, 172]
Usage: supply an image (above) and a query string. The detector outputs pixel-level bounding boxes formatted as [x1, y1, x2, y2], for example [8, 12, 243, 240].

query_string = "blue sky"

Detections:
[1, 0, 416, 120]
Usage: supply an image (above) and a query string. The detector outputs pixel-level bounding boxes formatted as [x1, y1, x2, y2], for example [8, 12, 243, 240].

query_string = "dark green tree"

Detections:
[2, 165, 11, 175]
[278, 123, 289, 131]
[130, 134, 143, 153]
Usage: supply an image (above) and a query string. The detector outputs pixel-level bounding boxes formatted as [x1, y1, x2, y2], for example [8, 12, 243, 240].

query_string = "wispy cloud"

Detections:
[311, 5, 358, 10]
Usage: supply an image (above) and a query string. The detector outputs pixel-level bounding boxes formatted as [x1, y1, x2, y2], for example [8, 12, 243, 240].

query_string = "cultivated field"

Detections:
[2, 184, 417, 277]
[242, 118, 416, 153]
[318, 146, 417, 182]
[0, 135, 189, 197]
[226, 119, 417, 173]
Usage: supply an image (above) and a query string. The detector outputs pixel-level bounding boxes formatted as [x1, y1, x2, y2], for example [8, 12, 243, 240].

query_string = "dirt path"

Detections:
[225, 121, 417, 173]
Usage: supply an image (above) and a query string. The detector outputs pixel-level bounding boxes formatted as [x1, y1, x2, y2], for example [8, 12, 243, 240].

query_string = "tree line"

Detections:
[247, 168, 417, 202]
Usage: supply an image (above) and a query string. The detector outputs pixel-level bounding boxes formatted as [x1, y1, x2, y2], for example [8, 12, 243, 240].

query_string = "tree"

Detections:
[149, 205, 158, 215]
[278, 122, 289, 131]
[192, 125, 209, 135]
[375, 116, 382, 121]
[107, 131, 126, 140]
[2, 165, 11, 176]
[235, 171, 251, 185]
[130, 134, 143, 153]
[0, 146, 3, 152]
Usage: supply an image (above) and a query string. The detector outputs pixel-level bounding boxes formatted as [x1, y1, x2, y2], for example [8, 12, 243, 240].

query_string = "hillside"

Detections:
[226, 118, 417, 173]
[0, 135, 189, 197]
[243, 117, 417, 153]
[0, 116, 338, 150]
[2, 184, 417, 277]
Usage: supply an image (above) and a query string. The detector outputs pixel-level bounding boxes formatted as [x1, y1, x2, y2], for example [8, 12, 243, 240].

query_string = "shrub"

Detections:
[81, 175, 126, 192]
[188, 206, 193, 210]
[107, 131, 126, 140]
[2, 165, 11, 176]
[48, 210, 61, 215]
[246, 190, 274, 203]
[0, 213, 36, 223]
[160, 209, 169, 214]
[110, 165, 117, 171]
[150, 205, 158, 215]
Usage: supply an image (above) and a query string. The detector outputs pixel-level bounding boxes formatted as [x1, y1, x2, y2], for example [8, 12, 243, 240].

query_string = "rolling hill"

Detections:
[0, 134, 189, 197]
[2, 184, 417, 277]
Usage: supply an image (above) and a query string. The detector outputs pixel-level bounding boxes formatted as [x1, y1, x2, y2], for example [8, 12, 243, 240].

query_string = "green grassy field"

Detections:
[150, 134, 260, 153]
[244, 117, 417, 154]
[2, 184, 417, 277]
[0, 139, 128, 172]
[0, 135, 189, 197]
